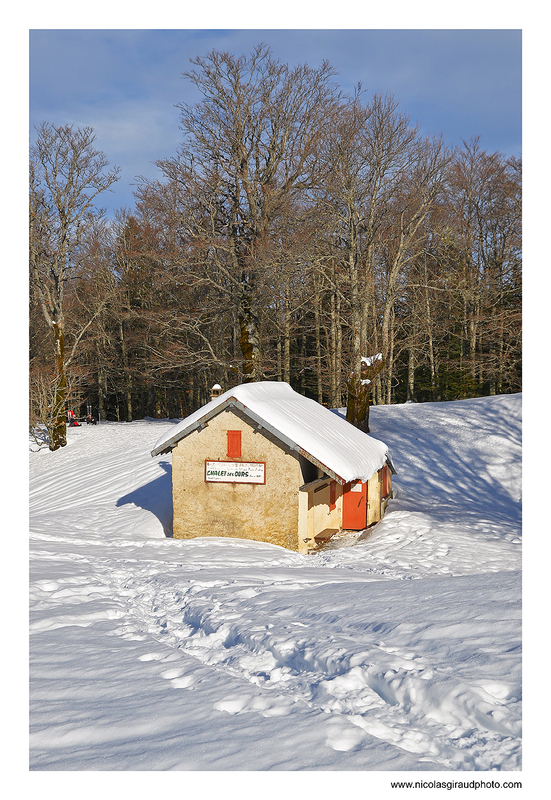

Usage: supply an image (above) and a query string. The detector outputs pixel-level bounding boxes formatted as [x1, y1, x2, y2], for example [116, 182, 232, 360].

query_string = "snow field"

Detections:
[29, 395, 522, 772]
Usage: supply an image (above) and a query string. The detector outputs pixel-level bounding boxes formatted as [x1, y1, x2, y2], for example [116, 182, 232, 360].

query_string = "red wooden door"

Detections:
[342, 481, 367, 529]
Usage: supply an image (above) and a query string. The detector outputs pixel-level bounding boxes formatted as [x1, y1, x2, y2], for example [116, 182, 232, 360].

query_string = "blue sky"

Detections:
[29, 28, 521, 217]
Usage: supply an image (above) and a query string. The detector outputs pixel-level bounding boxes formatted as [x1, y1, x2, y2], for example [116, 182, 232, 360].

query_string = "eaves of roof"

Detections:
[151, 395, 348, 484]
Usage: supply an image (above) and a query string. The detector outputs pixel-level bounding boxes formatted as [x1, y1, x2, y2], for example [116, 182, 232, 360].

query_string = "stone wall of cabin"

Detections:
[171, 410, 302, 550]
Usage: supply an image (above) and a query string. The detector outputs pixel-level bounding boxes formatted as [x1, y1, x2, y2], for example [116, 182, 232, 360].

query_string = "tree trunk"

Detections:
[314, 293, 323, 403]
[276, 338, 282, 381]
[423, 262, 437, 400]
[98, 364, 107, 422]
[469, 302, 478, 382]
[119, 320, 133, 421]
[49, 321, 67, 450]
[329, 267, 342, 409]
[345, 214, 366, 425]
[385, 307, 395, 404]
[329, 289, 337, 407]
[283, 288, 291, 384]
[346, 375, 370, 432]
[407, 348, 415, 402]
[497, 313, 505, 395]
[238, 291, 261, 382]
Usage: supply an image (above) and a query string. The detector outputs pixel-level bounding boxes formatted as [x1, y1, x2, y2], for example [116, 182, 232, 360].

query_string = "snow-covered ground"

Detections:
[29, 394, 522, 779]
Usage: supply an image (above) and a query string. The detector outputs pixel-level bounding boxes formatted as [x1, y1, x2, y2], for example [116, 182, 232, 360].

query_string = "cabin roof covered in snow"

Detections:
[150, 381, 392, 485]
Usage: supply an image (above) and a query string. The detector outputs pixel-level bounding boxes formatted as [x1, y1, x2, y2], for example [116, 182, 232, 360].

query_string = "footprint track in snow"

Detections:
[92, 567, 520, 770]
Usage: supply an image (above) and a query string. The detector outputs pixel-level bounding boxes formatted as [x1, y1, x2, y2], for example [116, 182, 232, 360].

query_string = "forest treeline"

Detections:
[30, 45, 521, 449]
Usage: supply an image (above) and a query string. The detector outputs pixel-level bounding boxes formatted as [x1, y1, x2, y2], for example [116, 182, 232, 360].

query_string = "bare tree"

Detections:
[29, 123, 120, 449]
[155, 44, 340, 381]
[315, 92, 419, 427]
[443, 138, 522, 395]
[378, 135, 451, 402]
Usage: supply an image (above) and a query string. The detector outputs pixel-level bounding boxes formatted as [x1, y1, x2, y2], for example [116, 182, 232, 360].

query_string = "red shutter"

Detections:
[227, 430, 241, 458]
[382, 465, 388, 498]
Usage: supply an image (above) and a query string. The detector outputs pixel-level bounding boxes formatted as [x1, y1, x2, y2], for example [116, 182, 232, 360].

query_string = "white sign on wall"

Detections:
[205, 461, 266, 484]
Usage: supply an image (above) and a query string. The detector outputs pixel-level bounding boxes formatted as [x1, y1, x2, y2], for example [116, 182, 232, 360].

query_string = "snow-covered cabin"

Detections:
[151, 381, 395, 554]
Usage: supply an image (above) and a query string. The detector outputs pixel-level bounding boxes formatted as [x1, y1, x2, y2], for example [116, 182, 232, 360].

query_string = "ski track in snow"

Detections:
[29, 398, 522, 771]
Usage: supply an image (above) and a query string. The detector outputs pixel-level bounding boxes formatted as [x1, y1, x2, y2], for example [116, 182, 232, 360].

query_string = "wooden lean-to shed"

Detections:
[150, 381, 395, 554]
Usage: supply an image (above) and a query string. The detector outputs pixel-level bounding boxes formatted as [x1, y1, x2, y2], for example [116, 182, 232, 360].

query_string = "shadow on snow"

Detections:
[116, 460, 174, 537]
